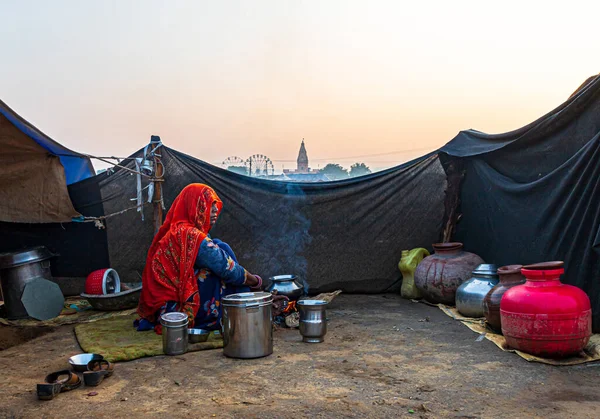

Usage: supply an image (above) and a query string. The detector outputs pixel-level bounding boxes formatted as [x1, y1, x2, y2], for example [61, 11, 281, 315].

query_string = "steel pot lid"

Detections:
[269, 275, 297, 282]
[160, 312, 189, 326]
[222, 291, 273, 306]
[298, 299, 327, 306]
[0, 246, 54, 269]
[472, 264, 498, 276]
[21, 277, 65, 321]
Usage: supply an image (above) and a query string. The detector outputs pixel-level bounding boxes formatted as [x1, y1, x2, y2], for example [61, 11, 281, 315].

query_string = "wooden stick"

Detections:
[441, 160, 465, 243]
[151, 136, 164, 236]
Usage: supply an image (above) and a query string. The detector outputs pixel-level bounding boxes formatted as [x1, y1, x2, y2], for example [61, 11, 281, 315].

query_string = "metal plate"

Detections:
[0, 247, 54, 269]
[21, 278, 65, 321]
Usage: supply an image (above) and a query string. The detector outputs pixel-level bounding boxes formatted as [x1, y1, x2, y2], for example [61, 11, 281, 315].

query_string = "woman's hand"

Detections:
[245, 273, 263, 291]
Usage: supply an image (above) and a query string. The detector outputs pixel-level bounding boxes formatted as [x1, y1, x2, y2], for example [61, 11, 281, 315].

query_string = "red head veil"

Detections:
[137, 184, 223, 328]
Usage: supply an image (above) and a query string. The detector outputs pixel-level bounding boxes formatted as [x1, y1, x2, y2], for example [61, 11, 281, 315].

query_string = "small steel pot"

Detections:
[456, 264, 499, 317]
[160, 312, 189, 355]
[298, 300, 328, 343]
[266, 275, 304, 300]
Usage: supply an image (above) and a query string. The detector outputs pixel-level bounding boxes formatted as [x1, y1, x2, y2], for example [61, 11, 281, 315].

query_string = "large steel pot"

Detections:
[0, 247, 55, 320]
[456, 264, 499, 317]
[266, 275, 304, 300]
[222, 292, 273, 359]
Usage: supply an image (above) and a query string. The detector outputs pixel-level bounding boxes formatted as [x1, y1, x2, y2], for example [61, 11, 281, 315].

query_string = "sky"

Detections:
[1, 0, 599, 173]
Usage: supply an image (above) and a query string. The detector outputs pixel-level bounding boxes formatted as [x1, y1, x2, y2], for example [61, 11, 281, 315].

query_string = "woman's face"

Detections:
[209, 202, 219, 227]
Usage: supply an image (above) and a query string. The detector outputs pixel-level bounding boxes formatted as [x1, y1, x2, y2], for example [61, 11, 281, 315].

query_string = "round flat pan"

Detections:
[21, 277, 65, 321]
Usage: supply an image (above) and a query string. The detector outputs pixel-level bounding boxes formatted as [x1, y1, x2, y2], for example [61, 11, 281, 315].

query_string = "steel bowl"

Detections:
[68, 353, 104, 372]
[188, 328, 210, 343]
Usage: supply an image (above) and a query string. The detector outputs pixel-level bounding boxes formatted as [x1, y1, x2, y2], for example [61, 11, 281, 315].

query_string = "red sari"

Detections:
[137, 184, 223, 330]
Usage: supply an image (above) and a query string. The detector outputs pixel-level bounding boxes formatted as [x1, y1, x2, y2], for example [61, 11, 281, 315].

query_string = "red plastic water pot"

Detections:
[500, 261, 591, 358]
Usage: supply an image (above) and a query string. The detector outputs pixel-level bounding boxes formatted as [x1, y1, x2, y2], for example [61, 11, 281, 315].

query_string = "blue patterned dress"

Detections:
[135, 237, 249, 331]
[194, 238, 250, 330]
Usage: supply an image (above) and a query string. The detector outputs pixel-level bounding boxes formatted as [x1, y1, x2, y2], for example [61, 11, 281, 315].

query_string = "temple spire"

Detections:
[297, 138, 309, 173]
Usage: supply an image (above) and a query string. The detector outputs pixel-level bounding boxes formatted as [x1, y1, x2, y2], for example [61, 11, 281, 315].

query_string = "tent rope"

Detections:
[70, 142, 166, 228]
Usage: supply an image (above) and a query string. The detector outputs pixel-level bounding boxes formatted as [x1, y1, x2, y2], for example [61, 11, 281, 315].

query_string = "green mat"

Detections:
[75, 314, 223, 362]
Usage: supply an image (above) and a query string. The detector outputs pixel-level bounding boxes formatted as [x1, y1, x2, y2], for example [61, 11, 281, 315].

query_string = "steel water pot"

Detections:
[266, 275, 304, 300]
[298, 299, 328, 343]
[456, 264, 499, 318]
[222, 292, 273, 358]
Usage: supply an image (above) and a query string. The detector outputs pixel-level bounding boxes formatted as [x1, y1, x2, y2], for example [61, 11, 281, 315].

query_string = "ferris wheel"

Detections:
[246, 154, 274, 177]
[222, 156, 246, 169]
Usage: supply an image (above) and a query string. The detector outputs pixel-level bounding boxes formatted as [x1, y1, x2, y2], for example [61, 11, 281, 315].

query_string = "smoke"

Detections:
[246, 183, 312, 293]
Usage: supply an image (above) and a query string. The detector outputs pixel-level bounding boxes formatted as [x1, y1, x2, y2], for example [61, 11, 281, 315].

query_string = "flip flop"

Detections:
[37, 370, 82, 400]
[83, 360, 114, 386]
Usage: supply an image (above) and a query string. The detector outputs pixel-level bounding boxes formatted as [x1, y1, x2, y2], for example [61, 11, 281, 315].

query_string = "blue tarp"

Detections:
[0, 100, 94, 184]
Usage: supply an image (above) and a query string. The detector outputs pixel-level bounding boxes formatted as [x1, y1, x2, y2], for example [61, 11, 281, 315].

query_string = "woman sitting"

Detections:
[136, 183, 286, 333]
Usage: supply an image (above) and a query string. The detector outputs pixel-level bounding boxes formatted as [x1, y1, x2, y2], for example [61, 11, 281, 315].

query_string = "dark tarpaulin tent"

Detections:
[4, 146, 446, 295]
[0, 99, 95, 223]
[1, 74, 599, 332]
[440, 73, 600, 332]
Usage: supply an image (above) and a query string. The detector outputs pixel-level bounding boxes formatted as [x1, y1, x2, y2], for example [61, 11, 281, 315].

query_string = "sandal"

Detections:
[37, 370, 82, 400]
[83, 360, 114, 386]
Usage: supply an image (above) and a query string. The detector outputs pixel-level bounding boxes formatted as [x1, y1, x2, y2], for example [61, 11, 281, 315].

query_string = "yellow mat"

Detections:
[0, 297, 136, 327]
[75, 314, 223, 362]
[437, 304, 600, 366]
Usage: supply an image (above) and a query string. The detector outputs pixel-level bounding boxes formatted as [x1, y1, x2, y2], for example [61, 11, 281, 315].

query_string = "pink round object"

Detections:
[500, 261, 592, 358]
[85, 269, 121, 295]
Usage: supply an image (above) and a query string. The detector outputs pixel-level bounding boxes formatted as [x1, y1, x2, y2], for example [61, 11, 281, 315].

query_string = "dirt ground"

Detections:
[1, 294, 599, 418]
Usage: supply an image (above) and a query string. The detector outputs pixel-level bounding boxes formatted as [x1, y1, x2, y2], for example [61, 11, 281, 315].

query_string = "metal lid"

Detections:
[21, 277, 65, 321]
[472, 264, 498, 276]
[270, 275, 297, 282]
[160, 312, 189, 327]
[0, 246, 54, 269]
[222, 291, 273, 306]
[297, 299, 327, 306]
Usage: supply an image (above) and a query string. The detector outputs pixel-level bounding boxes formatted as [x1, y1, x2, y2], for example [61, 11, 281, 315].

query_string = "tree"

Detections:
[227, 165, 248, 176]
[319, 163, 349, 180]
[349, 162, 372, 177]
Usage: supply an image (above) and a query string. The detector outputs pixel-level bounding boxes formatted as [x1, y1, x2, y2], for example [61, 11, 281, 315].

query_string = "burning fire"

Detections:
[282, 300, 297, 315]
